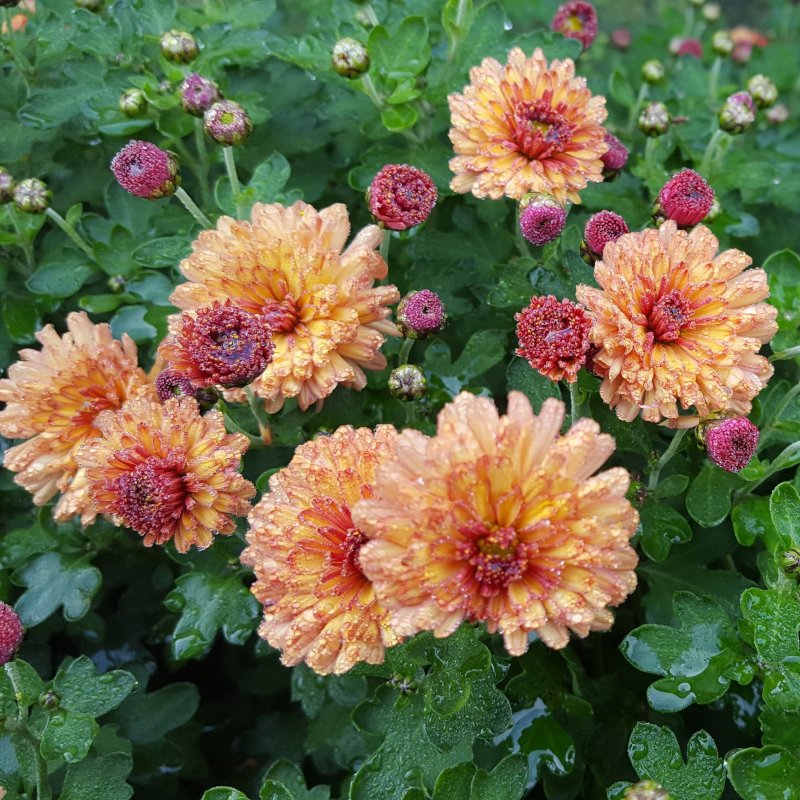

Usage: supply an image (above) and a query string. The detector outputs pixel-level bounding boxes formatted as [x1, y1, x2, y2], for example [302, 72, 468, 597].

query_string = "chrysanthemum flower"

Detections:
[656, 169, 714, 227]
[76, 395, 254, 552]
[111, 141, 181, 200]
[575, 222, 777, 426]
[355, 392, 638, 654]
[519, 200, 567, 246]
[448, 48, 608, 204]
[241, 426, 401, 675]
[702, 417, 759, 472]
[583, 210, 629, 261]
[367, 164, 437, 231]
[551, 1, 599, 51]
[169, 201, 400, 412]
[0, 312, 149, 524]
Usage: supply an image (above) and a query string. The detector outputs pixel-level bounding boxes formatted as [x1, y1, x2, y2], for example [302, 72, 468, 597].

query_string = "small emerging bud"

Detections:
[705, 196, 722, 222]
[624, 780, 674, 800]
[39, 690, 60, 710]
[719, 92, 756, 134]
[519, 195, 567, 246]
[641, 59, 665, 85]
[711, 31, 734, 56]
[655, 169, 715, 227]
[601, 133, 629, 177]
[204, 100, 253, 146]
[550, 1, 598, 51]
[368, 164, 437, 231]
[396, 290, 447, 340]
[611, 28, 631, 51]
[119, 87, 147, 117]
[582, 210, 629, 263]
[388, 365, 427, 401]
[160, 29, 198, 63]
[0, 166, 14, 204]
[13, 178, 51, 213]
[766, 103, 789, 125]
[782, 548, 800, 576]
[747, 74, 778, 108]
[155, 369, 197, 402]
[331, 37, 370, 78]
[111, 140, 181, 200]
[703, 417, 759, 473]
[107, 275, 126, 293]
[180, 73, 221, 117]
[702, 2, 721, 22]
[638, 102, 671, 136]
[515, 296, 592, 383]
[0, 601, 23, 665]
[75, 0, 104, 10]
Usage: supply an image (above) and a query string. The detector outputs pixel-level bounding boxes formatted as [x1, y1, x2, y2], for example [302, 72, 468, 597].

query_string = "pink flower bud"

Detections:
[656, 169, 715, 227]
[583, 211, 629, 261]
[368, 164, 437, 231]
[551, 1, 598, 50]
[601, 133, 629, 174]
[111, 140, 181, 200]
[396, 290, 447, 340]
[519, 198, 567, 246]
[704, 417, 759, 472]
[181, 73, 221, 117]
[0, 602, 23, 665]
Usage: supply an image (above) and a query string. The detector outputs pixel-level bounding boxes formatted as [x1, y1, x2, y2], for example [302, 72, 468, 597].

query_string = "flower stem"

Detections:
[647, 428, 688, 490]
[708, 56, 722, 103]
[398, 338, 415, 366]
[568, 381, 580, 427]
[244, 385, 272, 445]
[7, 204, 34, 269]
[174, 186, 212, 228]
[380, 229, 391, 263]
[44, 208, 95, 260]
[223, 146, 242, 219]
[627, 82, 649, 134]
[699, 128, 727, 176]
[360, 73, 383, 108]
[193, 117, 213, 208]
[361, 3, 379, 26]
[447, 0, 471, 60]
[770, 345, 800, 362]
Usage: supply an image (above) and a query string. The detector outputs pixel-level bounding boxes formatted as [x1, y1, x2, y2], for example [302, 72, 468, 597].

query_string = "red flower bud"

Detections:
[368, 164, 437, 231]
[111, 140, 181, 200]
[704, 418, 759, 473]
[0, 602, 23, 665]
[656, 169, 715, 227]
[551, 1, 598, 50]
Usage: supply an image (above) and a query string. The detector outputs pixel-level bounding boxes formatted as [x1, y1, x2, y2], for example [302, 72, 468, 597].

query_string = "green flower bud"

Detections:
[638, 102, 671, 137]
[331, 37, 370, 78]
[203, 100, 253, 146]
[39, 690, 61, 710]
[108, 275, 126, 293]
[781, 548, 800, 576]
[711, 31, 734, 56]
[388, 364, 427, 401]
[119, 88, 147, 117]
[641, 59, 665, 85]
[160, 29, 198, 63]
[13, 178, 51, 213]
[719, 92, 755, 134]
[0, 166, 15, 204]
[702, 2, 720, 21]
[747, 74, 778, 109]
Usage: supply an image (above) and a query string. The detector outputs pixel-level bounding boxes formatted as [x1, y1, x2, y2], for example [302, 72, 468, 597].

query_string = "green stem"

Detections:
[398, 338, 415, 366]
[447, 0, 470, 60]
[708, 56, 722, 103]
[644, 135, 658, 172]
[44, 208, 95, 260]
[627, 82, 649, 134]
[735, 441, 800, 499]
[7, 204, 34, 269]
[362, 3, 379, 26]
[568, 381, 580, 427]
[681, 5, 694, 37]
[222, 412, 267, 448]
[379, 229, 391, 263]
[193, 118, 213, 209]
[223, 146, 242, 219]
[647, 428, 688, 490]
[174, 187, 212, 228]
[699, 128, 727, 176]
[770, 345, 800, 362]
[244, 385, 271, 444]
[360, 73, 383, 108]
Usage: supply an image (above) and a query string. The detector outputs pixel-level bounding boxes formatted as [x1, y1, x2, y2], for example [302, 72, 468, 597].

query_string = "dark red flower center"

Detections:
[262, 296, 300, 334]
[459, 521, 528, 597]
[647, 289, 692, 342]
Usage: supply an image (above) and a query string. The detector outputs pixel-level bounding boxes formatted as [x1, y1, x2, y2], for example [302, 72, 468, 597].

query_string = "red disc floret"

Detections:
[368, 164, 438, 231]
[657, 169, 715, 227]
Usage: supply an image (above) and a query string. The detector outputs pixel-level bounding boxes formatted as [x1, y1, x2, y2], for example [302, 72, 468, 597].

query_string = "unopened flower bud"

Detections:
[638, 102, 671, 136]
[107, 275, 126, 293]
[119, 88, 147, 117]
[624, 780, 674, 800]
[396, 290, 447, 340]
[641, 59, 665, 84]
[0, 166, 14, 204]
[601, 133, 628, 177]
[388, 365, 427, 401]
[180, 73, 221, 117]
[368, 164, 437, 231]
[550, 1, 598, 51]
[747, 74, 778, 108]
[719, 92, 756, 134]
[13, 178, 51, 213]
[582, 211, 629, 263]
[671, 37, 703, 58]
[702, 417, 759, 472]
[331, 37, 370, 78]
[766, 103, 789, 125]
[160, 29, 198, 63]
[611, 28, 631, 51]
[0, 601, 23, 665]
[655, 168, 714, 227]
[39, 690, 60, 710]
[111, 140, 181, 200]
[702, 3, 720, 22]
[711, 30, 734, 56]
[155, 370, 196, 402]
[75, 0, 104, 10]
[204, 100, 253, 146]
[519, 195, 567, 246]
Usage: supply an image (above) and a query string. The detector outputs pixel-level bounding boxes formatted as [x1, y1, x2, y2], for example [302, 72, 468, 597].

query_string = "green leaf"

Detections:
[452, 330, 508, 383]
[53, 656, 137, 717]
[3, 661, 45, 711]
[620, 592, 755, 712]
[627, 724, 725, 800]
[685, 463, 741, 527]
[2, 291, 41, 344]
[771, 482, 800, 547]
[609, 67, 636, 107]
[732, 496, 780, 549]
[164, 571, 260, 659]
[40, 709, 98, 764]
[59, 753, 133, 800]
[368, 17, 431, 81]
[506, 359, 560, 413]
[469, 755, 528, 800]
[727, 746, 800, 800]
[381, 104, 419, 132]
[638, 502, 692, 562]
[14, 553, 102, 626]
[109, 305, 157, 343]
[248, 152, 292, 204]
[26, 260, 93, 297]
[132, 235, 191, 268]
[111, 682, 199, 745]
[260, 759, 330, 800]
[202, 790, 251, 800]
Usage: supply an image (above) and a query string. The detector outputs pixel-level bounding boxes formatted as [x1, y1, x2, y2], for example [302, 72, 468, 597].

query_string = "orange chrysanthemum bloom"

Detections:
[448, 47, 608, 204]
[170, 201, 400, 412]
[241, 426, 401, 675]
[0, 312, 149, 524]
[354, 393, 638, 655]
[575, 222, 777, 427]
[76, 395, 254, 552]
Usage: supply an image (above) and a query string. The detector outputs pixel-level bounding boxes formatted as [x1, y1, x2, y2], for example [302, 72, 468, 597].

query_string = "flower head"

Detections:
[159, 300, 275, 389]
[180, 73, 221, 116]
[0, 312, 148, 523]
[396, 289, 447, 339]
[448, 48, 607, 204]
[703, 417, 759, 472]
[76, 395, 254, 552]
[551, 1, 598, 50]
[515, 296, 592, 383]
[355, 392, 639, 654]
[13, 178, 50, 213]
[331, 37, 370, 78]
[656, 169, 714, 227]
[154, 369, 197, 401]
[519, 199, 567, 246]
[160, 29, 198, 63]
[0, 602, 24, 665]
[204, 100, 252, 145]
[576, 222, 777, 425]
[170, 201, 399, 412]
[601, 133, 628, 174]
[367, 164, 437, 231]
[583, 210, 629, 261]
[388, 364, 427, 401]
[0, 166, 15, 204]
[241, 425, 401, 674]
[111, 140, 180, 199]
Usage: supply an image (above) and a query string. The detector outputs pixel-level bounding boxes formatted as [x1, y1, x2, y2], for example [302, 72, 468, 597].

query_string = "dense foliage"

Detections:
[1, 0, 799, 799]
